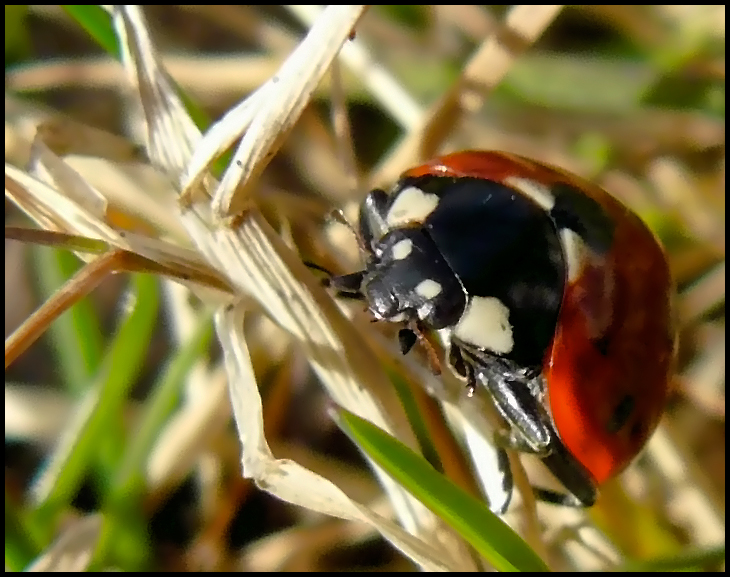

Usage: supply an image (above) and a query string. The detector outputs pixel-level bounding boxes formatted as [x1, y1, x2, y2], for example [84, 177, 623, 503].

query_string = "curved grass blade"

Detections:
[617, 544, 725, 572]
[333, 407, 549, 572]
[62, 5, 119, 57]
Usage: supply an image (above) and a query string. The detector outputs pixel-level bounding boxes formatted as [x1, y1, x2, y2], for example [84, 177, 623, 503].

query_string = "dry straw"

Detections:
[116, 4, 478, 570]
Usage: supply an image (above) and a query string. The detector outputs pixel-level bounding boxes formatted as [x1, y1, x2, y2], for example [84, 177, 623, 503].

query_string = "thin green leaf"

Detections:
[110, 312, 214, 503]
[5, 5, 31, 64]
[62, 5, 119, 57]
[5, 491, 40, 571]
[334, 407, 549, 572]
[94, 314, 213, 570]
[63, 5, 230, 173]
[501, 54, 656, 112]
[32, 274, 159, 519]
[94, 513, 152, 572]
[33, 247, 104, 395]
[385, 367, 443, 472]
[617, 544, 726, 572]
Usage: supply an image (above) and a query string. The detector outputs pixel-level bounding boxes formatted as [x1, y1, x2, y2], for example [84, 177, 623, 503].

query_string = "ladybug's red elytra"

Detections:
[328, 150, 676, 511]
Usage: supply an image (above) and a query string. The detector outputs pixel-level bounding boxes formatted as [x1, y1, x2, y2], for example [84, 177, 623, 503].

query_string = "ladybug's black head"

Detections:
[331, 226, 467, 331]
[360, 272, 399, 321]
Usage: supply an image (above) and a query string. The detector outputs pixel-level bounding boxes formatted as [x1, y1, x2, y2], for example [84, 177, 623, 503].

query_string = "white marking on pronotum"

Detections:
[391, 238, 413, 260]
[415, 279, 442, 299]
[386, 186, 439, 227]
[560, 228, 587, 281]
[454, 296, 513, 354]
[504, 176, 555, 211]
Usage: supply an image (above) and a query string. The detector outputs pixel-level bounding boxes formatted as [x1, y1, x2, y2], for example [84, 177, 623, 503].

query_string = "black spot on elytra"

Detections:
[629, 419, 646, 443]
[593, 333, 611, 356]
[606, 394, 635, 434]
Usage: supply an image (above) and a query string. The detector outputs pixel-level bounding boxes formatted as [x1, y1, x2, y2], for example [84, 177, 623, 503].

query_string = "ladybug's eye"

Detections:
[606, 394, 635, 434]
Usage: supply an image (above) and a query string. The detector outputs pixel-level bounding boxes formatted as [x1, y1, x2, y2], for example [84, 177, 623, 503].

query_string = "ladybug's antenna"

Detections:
[326, 208, 369, 262]
[302, 260, 334, 277]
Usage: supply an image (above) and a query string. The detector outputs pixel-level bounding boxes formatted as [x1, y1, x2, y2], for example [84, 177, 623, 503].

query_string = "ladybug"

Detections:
[328, 150, 676, 510]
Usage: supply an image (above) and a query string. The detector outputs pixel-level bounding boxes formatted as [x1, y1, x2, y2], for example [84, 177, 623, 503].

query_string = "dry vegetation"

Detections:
[5, 5, 725, 572]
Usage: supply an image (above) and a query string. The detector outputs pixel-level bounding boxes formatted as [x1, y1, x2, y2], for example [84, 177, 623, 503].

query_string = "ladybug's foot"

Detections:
[494, 429, 552, 457]
[465, 365, 477, 397]
[491, 447, 514, 514]
[448, 346, 478, 395]
[482, 375, 553, 455]
[531, 487, 586, 508]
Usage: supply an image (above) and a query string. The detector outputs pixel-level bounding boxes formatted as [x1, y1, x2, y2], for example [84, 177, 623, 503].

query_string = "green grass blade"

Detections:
[333, 407, 549, 572]
[92, 313, 213, 570]
[32, 274, 159, 519]
[62, 5, 119, 57]
[384, 367, 444, 472]
[62, 5, 244, 173]
[5, 491, 40, 571]
[62, 4, 210, 131]
[110, 312, 214, 502]
[617, 544, 725, 572]
[5, 5, 31, 65]
[33, 247, 104, 395]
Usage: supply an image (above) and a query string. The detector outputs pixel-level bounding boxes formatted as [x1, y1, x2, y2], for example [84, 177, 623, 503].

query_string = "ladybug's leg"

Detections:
[493, 431, 596, 508]
[492, 447, 514, 514]
[401, 321, 443, 375]
[493, 428, 547, 454]
[486, 379, 597, 506]
[448, 345, 478, 395]
[530, 488, 586, 508]
[480, 374, 552, 456]
[538, 443, 597, 507]
[498, 430, 597, 507]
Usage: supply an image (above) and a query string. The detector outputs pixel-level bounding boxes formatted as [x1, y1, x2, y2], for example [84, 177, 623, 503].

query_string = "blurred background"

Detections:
[5, 5, 725, 572]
